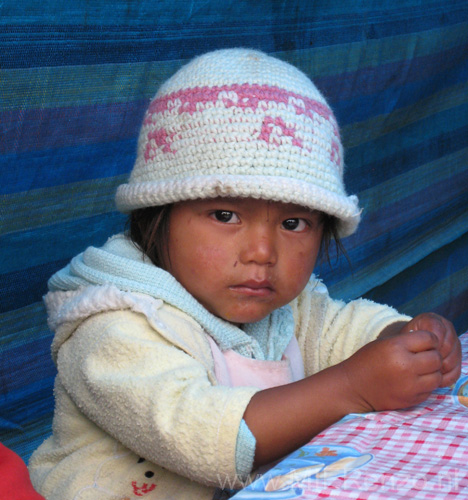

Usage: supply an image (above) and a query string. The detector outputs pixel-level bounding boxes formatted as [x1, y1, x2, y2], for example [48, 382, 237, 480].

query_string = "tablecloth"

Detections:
[234, 332, 468, 499]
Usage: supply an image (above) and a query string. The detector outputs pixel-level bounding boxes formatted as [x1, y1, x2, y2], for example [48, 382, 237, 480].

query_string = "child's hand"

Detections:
[343, 313, 462, 413]
[342, 329, 444, 413]
[400, 313, 461, 387]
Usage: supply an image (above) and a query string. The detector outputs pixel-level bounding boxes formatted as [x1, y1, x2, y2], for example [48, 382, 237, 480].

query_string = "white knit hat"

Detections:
[116, 48, 361, 237]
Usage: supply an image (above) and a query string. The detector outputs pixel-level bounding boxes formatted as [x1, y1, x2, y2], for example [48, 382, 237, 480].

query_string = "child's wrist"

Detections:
[335, 361, 375, 415]
[377, 320, 409, 340]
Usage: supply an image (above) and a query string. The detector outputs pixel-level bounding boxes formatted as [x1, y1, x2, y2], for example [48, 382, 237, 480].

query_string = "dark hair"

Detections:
[127, 205, 173, 270]
[127, 204, 347, 271]
[319, 213, 348, 267]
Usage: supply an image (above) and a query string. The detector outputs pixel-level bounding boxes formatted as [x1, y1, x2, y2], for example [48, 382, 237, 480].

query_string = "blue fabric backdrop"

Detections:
[1, 0, 467, 463]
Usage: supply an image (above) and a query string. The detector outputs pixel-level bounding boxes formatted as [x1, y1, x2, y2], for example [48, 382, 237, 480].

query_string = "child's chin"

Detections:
[219, 309, 272, 326]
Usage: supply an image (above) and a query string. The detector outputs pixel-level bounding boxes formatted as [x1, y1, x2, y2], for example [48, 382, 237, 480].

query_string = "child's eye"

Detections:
[212, 210, 240, 224]
[282, 218, 308, 232]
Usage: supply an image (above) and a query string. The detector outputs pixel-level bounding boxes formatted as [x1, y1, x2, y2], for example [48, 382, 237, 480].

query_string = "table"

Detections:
[233, 333, 468, 499]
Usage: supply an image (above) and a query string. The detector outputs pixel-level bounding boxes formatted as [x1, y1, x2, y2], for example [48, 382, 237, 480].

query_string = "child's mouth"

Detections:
[229, 280, 274, 297]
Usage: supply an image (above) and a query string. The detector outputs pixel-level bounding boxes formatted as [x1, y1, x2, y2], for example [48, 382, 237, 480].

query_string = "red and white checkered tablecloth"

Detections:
[234, 333, 468, 499]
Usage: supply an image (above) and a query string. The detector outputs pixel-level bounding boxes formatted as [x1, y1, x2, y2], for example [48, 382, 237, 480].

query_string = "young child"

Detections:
[29, 48, 461, 500]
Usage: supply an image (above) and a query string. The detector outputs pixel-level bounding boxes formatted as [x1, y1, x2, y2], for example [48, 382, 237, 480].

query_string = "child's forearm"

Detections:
[242, 362, 363, 468]
[243, 322, 410, 468]
[244, 317, 457, 469]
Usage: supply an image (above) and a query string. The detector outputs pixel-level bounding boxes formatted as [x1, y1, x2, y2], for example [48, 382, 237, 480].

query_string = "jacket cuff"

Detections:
[235, 419, 256, 479]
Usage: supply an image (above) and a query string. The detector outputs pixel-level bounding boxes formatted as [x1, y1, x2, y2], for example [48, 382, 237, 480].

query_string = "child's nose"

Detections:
[239, 227, 277, 266]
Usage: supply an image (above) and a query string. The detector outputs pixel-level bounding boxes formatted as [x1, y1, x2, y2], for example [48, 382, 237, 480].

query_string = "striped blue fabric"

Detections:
[1, 0, 467, 463]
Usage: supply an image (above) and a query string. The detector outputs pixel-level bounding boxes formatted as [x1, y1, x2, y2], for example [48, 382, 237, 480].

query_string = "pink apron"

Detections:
[207, 336, 305, 389]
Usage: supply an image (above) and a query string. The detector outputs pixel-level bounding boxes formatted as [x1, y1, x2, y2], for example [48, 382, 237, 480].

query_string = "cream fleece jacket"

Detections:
[29, 282, 409, 500]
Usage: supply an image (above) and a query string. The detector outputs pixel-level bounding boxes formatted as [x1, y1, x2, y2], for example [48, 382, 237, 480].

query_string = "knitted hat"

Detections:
[116, 48, 361, 237]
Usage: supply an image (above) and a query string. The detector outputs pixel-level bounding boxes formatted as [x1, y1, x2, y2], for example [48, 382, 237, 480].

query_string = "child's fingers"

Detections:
[405, 321, 461, 388]
[440, 364, 462, 388]
[406, 313, 457, 358]
[405, 314, 443, 344]
[439, 345, 462, 387]
[413, 348, 444, 376]
[403, 329, 440, 353]
[399, 372, 443, 408]
[441, 340, 462, 372]
[417, 370, 444, 394]
[439, 318, 459, 360]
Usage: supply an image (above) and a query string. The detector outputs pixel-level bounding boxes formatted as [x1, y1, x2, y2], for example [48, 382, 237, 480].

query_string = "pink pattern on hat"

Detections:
[145, 128, 176, 160]
[144, 83, 339, 135]
[260, 116, 303, 148]
[142, 83, 340, 162]
[331, 139, 342, 167]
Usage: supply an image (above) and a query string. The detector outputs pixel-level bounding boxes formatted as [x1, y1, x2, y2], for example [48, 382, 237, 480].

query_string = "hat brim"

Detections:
[115, 174, 361, 238]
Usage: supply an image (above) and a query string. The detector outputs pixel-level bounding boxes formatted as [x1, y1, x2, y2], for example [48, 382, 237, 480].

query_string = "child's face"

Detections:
[167, 198, 323, 324]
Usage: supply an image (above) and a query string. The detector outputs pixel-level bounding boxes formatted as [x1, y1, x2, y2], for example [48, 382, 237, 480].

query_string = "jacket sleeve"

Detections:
[55, 309, 259, 487]
[292, 281, 412, 376]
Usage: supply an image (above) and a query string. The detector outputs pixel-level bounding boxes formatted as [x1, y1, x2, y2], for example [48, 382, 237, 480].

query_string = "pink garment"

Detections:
[207, 336, 305, 389]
